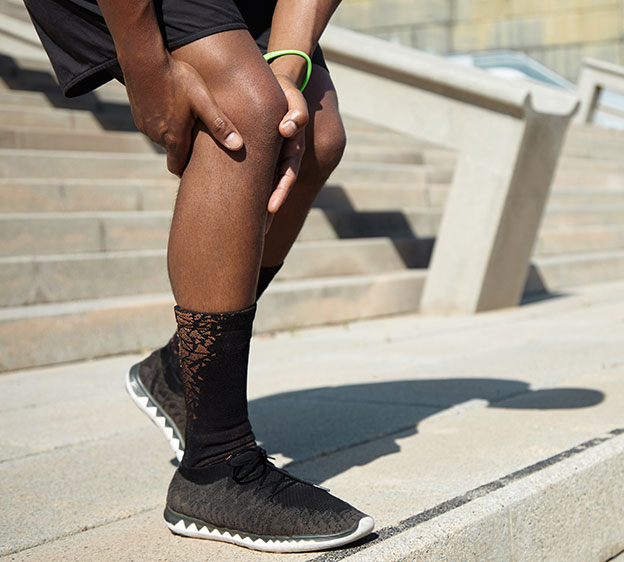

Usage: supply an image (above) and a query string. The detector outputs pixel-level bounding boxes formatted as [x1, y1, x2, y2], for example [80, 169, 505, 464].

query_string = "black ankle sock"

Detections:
[175, 304, 257, 468]
[165, 263, 283, 385]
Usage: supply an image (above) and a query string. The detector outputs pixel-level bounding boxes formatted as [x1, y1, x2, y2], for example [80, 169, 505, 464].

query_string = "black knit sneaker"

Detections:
[164, 447, 375, 552]
[126, 347, 186, 461]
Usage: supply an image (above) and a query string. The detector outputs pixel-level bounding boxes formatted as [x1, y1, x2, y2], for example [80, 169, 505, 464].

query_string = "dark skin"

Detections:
[97, 0, 341, 233]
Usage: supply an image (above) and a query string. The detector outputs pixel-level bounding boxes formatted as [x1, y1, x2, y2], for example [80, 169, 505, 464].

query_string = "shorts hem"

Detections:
[62, 22, 248, 97]
[63, 58, 121, 97]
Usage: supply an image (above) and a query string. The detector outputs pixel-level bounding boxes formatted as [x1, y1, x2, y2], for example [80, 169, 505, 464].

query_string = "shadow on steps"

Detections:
[247, 378, 603, 484]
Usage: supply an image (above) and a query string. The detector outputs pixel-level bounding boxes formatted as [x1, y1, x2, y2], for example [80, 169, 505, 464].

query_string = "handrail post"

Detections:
[575, 58, 624, 125]
[321, 25, 578, 314]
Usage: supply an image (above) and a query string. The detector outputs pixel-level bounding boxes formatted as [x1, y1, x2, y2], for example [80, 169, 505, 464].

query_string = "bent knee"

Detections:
[237, 82, 288, 147]
[305, 112, 347, 181]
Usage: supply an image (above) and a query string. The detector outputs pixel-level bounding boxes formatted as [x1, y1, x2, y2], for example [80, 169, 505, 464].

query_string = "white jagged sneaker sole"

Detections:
[126, 363, 185, 462]
[164, 506, 375, 553]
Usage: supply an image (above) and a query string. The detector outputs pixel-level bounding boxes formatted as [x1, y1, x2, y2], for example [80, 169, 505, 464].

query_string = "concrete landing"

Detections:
[2, 279, 624, 561]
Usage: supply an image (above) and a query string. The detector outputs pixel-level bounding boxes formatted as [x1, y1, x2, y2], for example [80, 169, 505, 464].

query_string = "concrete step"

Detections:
[0, 0, 31, 22]
[543, 204, 624, 227]
[0, 211, 172, 256]
[527, 250, 624, 294]
[433, 188, 624, 208]
[316, 182, 442, 210]
[0, 125, 426, 164]
[558, 156, 624, 172]
[6, 205, 624, 259]
[329, 161, 454, 187]
[0, 78, 129, 110]
[0, 269, 427, 371]
[548, 189, 624, 206]
[0, 238, 431, 307]
[0, 148, 169, 179]
[535, 226, 624, 257]
[0, 178, 177, 213]
[0, 147, 447, 184]
[0, 208, 440, 256]
[0, 103, 136, 132]
[1, 279, 624, 560]
[563, 143, 624, 161]
[553, 168, 624, 189]
[0, 126, 160, 153]
[4, 176, 623, 216]
[0, 178, 436, 213]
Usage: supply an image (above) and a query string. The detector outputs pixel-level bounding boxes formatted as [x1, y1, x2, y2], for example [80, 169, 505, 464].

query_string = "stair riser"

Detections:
[526, 256, 624, 294]
[0, 181, 177, 213]
[0, 208, 441, 256]
[1, 238, 431, 306]
[563, 146, 624, 160]
[316, 185, 435, 210]
[548, 193, 624, 205]
[0, 128, 426, 164]
[5, 205, 624, 259]
[0, 214, 171, 256]
[542, 212, 624, 227]
[553, 170, 624, 189]
[558, 157, 624, 172]
[535, 230, 624, 257]
[0, 128, 159, 153]
[0, 151, 170, 179]
[329, 163, 454, 185]
[0, 106, 135, 132]
[0, 272, 426, 371]
[6, 178, 622, 214]
[342, 145, 424, 164]
[1, 149, 442, 182]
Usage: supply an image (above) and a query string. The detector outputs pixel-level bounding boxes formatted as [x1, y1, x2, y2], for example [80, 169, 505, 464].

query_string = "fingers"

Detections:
[189, 82, 244, 152]
[279, 86, 309, 139]
[165, 128, 192, 177]
[268, 131, 305, 214]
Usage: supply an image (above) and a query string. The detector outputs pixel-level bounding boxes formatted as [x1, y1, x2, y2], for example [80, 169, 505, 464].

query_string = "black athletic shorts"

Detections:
[23, 0, 327, 98]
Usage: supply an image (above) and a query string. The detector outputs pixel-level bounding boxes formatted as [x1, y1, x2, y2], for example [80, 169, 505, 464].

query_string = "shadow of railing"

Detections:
[0, 53, 161, 145]
[313, 183, 557, 302]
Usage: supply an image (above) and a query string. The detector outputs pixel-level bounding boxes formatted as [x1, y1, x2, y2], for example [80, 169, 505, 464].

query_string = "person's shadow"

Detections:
[248, 379, 604, 483]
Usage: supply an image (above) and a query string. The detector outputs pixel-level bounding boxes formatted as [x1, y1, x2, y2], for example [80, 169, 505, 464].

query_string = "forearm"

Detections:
[267, 0, 341, 86]
[96, 0, 168, 71]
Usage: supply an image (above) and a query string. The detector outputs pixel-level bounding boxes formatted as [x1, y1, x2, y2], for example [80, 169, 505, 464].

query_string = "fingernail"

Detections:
[225, 132, 242, 149]
[283, 121, 297, 136]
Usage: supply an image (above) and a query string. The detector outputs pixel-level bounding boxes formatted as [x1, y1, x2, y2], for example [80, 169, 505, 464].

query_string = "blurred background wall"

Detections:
[332, 0, 624, 81]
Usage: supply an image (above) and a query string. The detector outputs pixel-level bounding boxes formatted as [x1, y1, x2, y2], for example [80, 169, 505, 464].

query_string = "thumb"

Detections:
[190, 84, 244, 151]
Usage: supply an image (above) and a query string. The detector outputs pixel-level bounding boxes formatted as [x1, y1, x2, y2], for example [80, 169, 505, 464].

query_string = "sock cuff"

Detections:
[174, 303, 257, 333]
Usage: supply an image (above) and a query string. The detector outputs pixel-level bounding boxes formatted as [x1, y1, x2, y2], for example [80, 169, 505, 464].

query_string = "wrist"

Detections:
[267, 54, 307, 89]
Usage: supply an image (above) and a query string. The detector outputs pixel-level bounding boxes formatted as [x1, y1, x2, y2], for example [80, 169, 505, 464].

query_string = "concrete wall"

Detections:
[332, 0, 624, 81]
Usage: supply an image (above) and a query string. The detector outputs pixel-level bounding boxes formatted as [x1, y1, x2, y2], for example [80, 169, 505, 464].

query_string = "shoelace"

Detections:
[228, 447, 315, 500]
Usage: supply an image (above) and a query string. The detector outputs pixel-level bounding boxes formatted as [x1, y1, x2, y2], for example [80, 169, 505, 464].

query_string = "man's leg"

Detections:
[261, 65, 346, 267]
[126, 65, 347, 460]
[166, 31, 284, 468]
[143, 31, 372, 551]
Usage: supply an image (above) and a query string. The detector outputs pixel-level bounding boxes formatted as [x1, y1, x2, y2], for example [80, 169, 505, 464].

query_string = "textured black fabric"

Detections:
[23, 0, 327, 97]
[176, 303, 257, 468]
[167, 446, 366, 537]
[163, 262, 283, 385]
[136, 344, 186, 439]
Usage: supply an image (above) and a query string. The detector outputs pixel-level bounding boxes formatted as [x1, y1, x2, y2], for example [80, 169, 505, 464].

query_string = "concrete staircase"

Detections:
[1, 6, 624, 371]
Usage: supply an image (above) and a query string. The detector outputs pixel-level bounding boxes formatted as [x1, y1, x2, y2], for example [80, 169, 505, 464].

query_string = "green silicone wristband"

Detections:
[263, 49, 312, 92]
